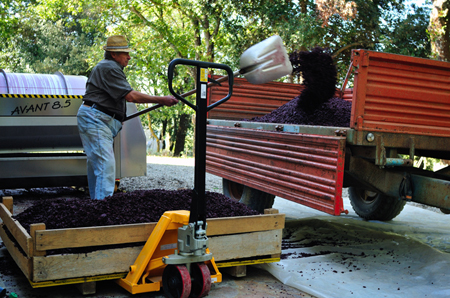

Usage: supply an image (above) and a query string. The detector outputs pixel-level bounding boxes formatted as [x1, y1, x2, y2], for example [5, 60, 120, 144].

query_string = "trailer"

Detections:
[205, 50, 450, 220]
[0, 70, 146, 189]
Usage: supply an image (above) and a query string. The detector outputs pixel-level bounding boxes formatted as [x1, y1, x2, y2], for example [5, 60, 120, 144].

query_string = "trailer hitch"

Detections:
[399, 172, 413, 201]
[374, 134, 413, 167]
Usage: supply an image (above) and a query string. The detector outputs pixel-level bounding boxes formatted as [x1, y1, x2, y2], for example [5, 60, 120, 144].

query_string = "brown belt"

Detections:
[83, 101, 124, 122]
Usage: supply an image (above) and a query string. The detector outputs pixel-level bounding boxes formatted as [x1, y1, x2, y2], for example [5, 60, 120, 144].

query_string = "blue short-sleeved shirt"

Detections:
[83, 59, 133, 118]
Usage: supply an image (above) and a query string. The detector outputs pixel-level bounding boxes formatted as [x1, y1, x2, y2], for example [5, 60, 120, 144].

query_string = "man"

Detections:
[77, 35, 178, 200]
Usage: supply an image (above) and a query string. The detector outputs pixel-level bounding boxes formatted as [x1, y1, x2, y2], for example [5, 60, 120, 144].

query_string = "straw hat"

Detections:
[103, 35, 133, 52]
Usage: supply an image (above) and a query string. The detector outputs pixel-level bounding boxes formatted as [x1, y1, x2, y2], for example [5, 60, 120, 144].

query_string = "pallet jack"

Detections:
[117, 35, 293, 298]
[117, 59, 233, 298]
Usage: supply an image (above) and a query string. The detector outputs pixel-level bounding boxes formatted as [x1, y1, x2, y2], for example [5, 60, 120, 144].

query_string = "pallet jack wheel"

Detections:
[190, 263, 211, 298]
[162, 265, 192, 298]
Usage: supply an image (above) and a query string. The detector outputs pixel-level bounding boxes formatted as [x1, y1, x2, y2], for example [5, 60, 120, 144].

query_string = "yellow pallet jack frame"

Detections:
[116, 210, 221, 295]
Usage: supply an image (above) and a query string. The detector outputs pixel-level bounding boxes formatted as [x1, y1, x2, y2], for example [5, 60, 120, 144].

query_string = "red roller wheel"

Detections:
[189, 263, 211, 298]
[162, 265, 192, 298]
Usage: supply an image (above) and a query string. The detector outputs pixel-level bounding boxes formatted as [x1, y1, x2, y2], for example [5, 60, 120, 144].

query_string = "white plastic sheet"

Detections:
[260, 196, 450, 298]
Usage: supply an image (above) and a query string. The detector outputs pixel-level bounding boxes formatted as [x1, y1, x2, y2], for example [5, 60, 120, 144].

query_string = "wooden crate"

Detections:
[0, 196, 284, 286]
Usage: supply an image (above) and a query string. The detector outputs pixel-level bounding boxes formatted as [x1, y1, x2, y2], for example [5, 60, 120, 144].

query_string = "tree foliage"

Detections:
[0, 0, 434, 156]
[380, 3, 431, 57]
[315, 0, 357, 27]
[0, 2, 103, 76]
[0, 0, 27, 47]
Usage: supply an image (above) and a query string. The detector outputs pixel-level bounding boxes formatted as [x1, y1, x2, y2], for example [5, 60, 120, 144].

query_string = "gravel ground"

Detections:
[0, 157, 223, 216]
[120, 156, 223, 193]
[0, 156, 442, 298]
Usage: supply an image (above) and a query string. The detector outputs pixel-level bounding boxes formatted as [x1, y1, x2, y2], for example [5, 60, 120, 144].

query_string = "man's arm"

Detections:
[125, 90, 178, 106]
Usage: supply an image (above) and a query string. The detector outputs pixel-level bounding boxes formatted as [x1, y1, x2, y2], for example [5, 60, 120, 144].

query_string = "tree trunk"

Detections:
[147, 114, 160, 152]
[299, 0, 308, 14]
[161, 120, 167, 150]
[429, 0, 450, 61]
[169, 117, 178, 153]
[173, 113, 191, 157]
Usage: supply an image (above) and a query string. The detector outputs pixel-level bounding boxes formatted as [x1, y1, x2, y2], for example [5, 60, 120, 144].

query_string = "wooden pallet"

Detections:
[0, 197, 284, 291]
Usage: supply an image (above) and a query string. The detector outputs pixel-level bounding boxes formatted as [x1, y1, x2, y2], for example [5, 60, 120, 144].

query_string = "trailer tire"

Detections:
[349, 187, 406, 221]
[440, 208, 450, 214]
[223, 179, 275, 213]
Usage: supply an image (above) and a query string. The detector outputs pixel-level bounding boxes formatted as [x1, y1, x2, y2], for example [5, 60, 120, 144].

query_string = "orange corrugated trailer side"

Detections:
[206, 125, 347, 215]
[207, 77, 352, 121]
[206, 78, 349, 216]
[207, 77, 302, 120]
[351, 49, 450, 138]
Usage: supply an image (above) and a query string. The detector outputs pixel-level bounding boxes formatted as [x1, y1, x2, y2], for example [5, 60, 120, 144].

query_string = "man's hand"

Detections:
[159, 95, 178, 107]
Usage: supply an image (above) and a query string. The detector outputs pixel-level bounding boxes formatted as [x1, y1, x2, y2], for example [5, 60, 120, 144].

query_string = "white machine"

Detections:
[0, 70, 146, 189]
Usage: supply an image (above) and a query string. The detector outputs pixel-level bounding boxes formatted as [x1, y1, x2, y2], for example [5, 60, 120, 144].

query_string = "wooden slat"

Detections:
[0, 203, 32, 256]
[35, 213, 285, 251]
[0, 225, 32, 279]
[31, 229, 281, 282]
[264, 208, 279, 214]
[32, 246, 142, 282]
[216, 256, 280, 268]
[207, 214, 284, 236]
[209, 229, 282, 261]
[30, 223, 46, 256]
[29, 273, 126, 288]
[2, 196, 13, 213]
[35, 223, 157, 251]
[221, 265, 247, 277]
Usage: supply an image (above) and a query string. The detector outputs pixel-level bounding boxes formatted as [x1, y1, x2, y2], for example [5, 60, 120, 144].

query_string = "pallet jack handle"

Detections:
[168, 58, 234, 228]
[123, 71, 238, 122]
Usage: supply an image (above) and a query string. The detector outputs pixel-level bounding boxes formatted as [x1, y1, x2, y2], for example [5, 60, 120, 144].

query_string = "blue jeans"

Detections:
[77, 105, 122, 200]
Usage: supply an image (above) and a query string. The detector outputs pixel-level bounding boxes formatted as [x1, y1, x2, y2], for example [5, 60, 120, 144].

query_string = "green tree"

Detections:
[0, 5, 102, 76]
[2, 0, 435, 156]
[379, 2, 431, 58]
[222, 0, 429, 83]
[33, 0, 247, 156]
[429, 0, 449, 61]
[310, 0, 430, 85]
[0, 0, 26, 47]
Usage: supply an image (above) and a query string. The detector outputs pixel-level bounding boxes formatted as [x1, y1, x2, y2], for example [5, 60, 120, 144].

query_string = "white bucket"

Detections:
[239, 35, 293, 85]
